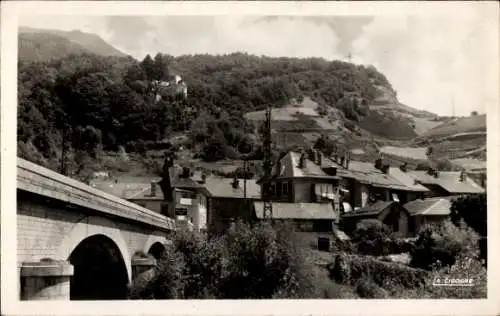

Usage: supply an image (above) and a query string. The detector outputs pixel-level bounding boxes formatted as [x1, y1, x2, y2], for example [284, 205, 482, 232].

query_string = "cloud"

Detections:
[19, 14, 497, 116]
[351, 12, 496, 116]
[103, 16, 343, 60]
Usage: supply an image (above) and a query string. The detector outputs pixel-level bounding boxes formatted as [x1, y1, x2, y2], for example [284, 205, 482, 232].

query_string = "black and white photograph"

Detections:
[1, 1, 499, 315]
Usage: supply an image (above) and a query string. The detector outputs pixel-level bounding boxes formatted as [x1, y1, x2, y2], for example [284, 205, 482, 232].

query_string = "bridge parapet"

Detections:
[17, 158, 175, 231]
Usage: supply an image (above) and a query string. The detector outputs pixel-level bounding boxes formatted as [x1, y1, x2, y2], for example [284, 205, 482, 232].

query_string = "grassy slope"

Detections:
[19, 27, 127, 60]
[19, 33, 91, 61]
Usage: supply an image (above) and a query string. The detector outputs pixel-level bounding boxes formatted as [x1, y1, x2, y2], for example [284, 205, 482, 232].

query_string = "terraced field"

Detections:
[379, 146, 428, 160]
[421, 115, 486, 139]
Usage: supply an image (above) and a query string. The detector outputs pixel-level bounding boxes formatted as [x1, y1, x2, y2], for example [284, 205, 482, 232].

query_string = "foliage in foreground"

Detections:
[129, 221, 334, 299]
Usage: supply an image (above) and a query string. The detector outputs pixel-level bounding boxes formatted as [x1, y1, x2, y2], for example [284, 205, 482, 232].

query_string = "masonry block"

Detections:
[131, 257, 157, 283]
[20, 260, 74, 300]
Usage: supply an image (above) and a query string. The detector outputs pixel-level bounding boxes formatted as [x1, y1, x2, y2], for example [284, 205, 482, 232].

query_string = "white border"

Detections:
[2, 1, 499, 316]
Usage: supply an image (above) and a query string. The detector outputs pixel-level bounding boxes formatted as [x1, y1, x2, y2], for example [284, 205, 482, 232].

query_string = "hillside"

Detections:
[17, 29, 486, 179]
[18, 27, 127, 61]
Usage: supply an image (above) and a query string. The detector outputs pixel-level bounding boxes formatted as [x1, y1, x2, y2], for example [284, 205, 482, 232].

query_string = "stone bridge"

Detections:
[17, 158, 176, 300]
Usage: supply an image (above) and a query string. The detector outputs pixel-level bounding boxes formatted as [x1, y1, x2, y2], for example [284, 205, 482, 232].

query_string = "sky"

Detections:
[19, 12, 497, 117]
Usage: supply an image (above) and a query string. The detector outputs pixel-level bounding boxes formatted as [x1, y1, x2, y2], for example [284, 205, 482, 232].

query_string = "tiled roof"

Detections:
[408, 171, 485, 194]
[403, 197, 452, 216]
[341, 200, 395, 218]
[253, 201, 337, 220]
[388, 167, 429, 192]
[270, 152, 339, 180]
[168, 166, 204, 189]
[91, 179, 164, 200]
[324, 158, 410, 190]
[202, 177, 261, 199]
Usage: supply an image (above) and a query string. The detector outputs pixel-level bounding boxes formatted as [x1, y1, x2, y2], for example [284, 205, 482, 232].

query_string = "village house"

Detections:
[254, 150, 341, 232]
[407, 169, 485, 198]
[158, 165, 210, 232]
[90, 164, 210, 233]
[340, 201, 412, 237]
[200, 175, 261, 234]
[323, 154, 429, 210]
[403, 197, 453, 235]
[340, 197, 454, 238]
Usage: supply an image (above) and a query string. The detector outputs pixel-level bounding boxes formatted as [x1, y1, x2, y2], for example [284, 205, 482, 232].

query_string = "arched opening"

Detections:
[69, 234, 129, 300]
[148, 242, 166, 260]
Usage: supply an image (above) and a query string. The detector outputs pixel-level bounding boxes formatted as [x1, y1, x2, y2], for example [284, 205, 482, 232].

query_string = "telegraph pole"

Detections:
[262, 106, 273, 220]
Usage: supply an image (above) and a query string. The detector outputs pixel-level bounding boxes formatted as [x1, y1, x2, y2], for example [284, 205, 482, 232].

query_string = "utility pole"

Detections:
[243, 159, 248, 199]
[262, 106, 273, 220]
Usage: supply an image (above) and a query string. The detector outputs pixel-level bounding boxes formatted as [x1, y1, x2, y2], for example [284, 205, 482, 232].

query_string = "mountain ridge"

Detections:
[19, 26, 127, 61]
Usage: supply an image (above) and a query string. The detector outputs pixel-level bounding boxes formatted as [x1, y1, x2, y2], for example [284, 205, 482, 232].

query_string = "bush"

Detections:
[410, 221, 479, 270]
[356, 279, 388, 298]
[329, 253, 429, 289]
[130, 221, 321, 299]
[352, 219, 393, 256]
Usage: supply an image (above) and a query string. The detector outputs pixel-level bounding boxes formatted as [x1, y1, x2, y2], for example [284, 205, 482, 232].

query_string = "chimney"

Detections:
[232, 178, 240, 189]
[433, 170, 440, 178]
[318, 152, 323, 166]
[344, 151, 350, 169]
[381, 164, 390, 174]
[340, 156, 345, 167]
[459, 170, 466, 182]
[276, 157, 282, 176]
[374, 158, 382, 170]
[181, 167, 191, 178]
[151, 181, 157, 197]
[299, 153, 307, 168]
[400, 162, 408, 172]
[200, 173, 207, 184]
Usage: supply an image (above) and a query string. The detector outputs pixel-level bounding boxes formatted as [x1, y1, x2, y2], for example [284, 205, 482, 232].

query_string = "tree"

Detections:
[450, 194, 486, 237]
[471, 111, 478, 116]
[153, 53, 170, 81]
[140, 54, 155, 81]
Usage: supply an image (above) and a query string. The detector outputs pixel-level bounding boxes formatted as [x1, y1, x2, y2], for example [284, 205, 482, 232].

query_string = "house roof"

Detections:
[202, 176, 261, 199]
[91, 179, 165, 200]
[253, 201, 337, 220]
[269, 152, 339, 181]
[388, 167, 429, 192]
[408, 171, 485, 194]
[168, 166, 205, 190]
[403, 197, 452, 216]
[341, 200, 396, 218]
[324, 158, 412, 191]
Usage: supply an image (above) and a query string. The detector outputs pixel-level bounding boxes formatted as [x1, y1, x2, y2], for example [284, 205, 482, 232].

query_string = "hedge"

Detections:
[328, 253, 429, 289]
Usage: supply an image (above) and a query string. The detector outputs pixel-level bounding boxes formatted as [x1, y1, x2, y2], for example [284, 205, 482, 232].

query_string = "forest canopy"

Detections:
[18, 51, 393, 176]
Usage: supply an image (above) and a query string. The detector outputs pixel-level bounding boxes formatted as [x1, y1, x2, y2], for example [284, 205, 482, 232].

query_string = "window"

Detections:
[270, 183, 276, 196]
[282, 182, 289, 195]
[276, 182, 282, 197]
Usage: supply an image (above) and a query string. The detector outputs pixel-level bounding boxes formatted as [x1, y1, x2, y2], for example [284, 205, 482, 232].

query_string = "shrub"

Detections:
[130, 221, 321, 299]
[356, 279, 388, 299]
[329, 253, 428, 289]
[410, 221, 479, 270]
[352, 219, 393, 256]
[128, 246, 185, 299]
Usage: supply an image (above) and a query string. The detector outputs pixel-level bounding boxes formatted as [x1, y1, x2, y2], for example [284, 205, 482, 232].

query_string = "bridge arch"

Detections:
[56, 216, 132, 284]
[143, 233, 170, 260]
[68, 234, 129, 300]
